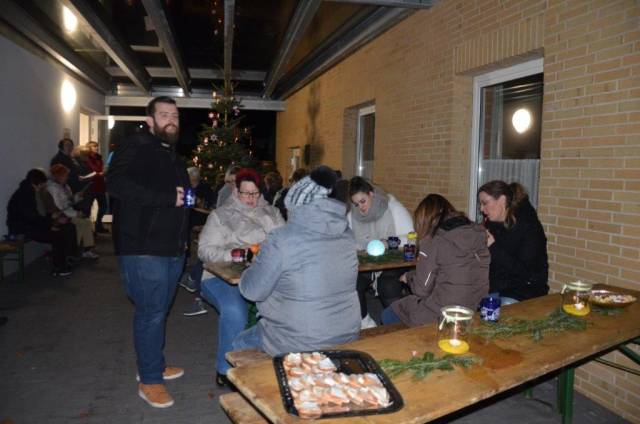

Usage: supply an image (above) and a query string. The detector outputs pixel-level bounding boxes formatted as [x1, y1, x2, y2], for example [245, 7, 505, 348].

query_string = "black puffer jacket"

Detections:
[486, 198, 549, 301]
[7, 180, 51, 235]
[107, 132, 189, 256]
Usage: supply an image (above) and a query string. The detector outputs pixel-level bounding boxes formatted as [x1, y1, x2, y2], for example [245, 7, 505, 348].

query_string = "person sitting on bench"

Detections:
[233, 166, 360, 356]
[7, 169, 78, 276]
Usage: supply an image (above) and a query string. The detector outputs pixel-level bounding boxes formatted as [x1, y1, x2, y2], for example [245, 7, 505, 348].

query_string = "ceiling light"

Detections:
[512, 108, 532, 134]
[62, 6, 78, 33]
[61, 80, 76, 112]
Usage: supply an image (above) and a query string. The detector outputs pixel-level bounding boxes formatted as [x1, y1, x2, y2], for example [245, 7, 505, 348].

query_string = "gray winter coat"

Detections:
[392, 216, 490, 327]
[239, 198, 361, 356]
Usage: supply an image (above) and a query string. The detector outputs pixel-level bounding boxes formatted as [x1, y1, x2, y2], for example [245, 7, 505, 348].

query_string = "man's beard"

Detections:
[152, 122, 179, 144]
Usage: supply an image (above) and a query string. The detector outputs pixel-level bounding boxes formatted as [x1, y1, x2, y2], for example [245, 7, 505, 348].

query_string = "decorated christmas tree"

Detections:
[190, 83, 254, 183]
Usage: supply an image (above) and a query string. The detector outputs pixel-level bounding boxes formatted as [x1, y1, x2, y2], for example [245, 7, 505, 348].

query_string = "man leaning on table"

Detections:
[233, 166, 361, 356]
[107, 96, 189, 408]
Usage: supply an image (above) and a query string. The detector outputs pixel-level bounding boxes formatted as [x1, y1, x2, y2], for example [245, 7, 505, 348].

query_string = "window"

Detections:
[356, 105, 375, 180]
[469, 59, 544, 220]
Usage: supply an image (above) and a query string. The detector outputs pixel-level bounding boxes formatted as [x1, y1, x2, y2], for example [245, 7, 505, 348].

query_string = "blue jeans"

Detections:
[232, 325, 262, 352]
[381, 306, 402, 325]
[200, 277, 248, 374]
[118, 255, 183, 384]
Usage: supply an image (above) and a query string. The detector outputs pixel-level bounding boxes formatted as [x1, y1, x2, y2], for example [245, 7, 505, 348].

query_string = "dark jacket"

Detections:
[7, 180, 52, 235]
[485, 198, 549, 301]
[107, 132, 189, 257]
[392, 216, 490, 327]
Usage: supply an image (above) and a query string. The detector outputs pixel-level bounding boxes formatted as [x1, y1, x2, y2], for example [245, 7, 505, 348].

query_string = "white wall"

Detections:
[0, 35, 105, 273]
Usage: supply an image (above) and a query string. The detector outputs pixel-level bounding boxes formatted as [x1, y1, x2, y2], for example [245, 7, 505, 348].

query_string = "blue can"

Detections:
[184, 187, 196, 208]
[480, 296, 501, 322]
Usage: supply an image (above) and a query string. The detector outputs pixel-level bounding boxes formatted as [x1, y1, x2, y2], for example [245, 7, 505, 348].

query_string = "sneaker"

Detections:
[360, 314, 378, 330]
[179, 275, 198, 293]
[138, 383, 174, 408]
[82, 250, 100, 259]
[136, 366, 184, 382]
[52, 267, 73, 277]
[183, 298, 207, 316]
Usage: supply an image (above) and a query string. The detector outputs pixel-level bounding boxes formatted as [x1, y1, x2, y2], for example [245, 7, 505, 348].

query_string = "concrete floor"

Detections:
[0, 236, 628, 423]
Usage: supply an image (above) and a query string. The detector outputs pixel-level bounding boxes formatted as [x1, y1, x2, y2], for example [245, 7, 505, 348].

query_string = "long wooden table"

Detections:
[205, 251, 416, 285]
[227, 287, 640, 423]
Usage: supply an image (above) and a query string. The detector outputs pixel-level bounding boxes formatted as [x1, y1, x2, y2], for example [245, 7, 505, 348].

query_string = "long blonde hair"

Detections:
[414, 194, 462, 240]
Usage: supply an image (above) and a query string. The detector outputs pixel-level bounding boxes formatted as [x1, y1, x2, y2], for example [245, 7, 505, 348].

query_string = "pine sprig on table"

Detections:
[358, 249, 406, 265]
[379, 352, 478, 380]
[469, 308, 587, 342]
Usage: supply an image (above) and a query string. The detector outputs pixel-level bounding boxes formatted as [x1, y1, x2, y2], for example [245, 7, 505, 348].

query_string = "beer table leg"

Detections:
[557, 367, 575, 424]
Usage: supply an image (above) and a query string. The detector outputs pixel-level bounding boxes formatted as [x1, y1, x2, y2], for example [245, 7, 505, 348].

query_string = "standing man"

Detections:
[107, 97, 189, 408]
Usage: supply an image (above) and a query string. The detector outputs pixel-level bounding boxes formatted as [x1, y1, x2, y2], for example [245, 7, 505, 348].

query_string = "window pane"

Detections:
[358, 112, 375, 180]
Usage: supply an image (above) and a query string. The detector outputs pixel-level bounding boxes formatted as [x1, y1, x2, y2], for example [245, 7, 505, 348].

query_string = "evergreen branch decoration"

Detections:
[591, 305, 624, 316]
[358, 250, 407, 266]
[379, 352, 478, 380]
[469, 308, 587, 342]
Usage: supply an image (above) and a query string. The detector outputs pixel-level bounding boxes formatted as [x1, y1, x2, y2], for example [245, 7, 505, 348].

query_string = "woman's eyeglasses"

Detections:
[239, 191, 260, 198]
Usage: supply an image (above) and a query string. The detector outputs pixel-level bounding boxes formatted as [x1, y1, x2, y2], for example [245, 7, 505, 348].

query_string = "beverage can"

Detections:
[480, 296, 501, 322]
[184, 188, 196, 208]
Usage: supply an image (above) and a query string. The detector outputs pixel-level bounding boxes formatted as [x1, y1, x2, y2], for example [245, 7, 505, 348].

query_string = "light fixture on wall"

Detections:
[512, 108, 532, 134]
[61, 80, 77, 112]
[62, 6, 78, 33]
[108, 116, 115, 130]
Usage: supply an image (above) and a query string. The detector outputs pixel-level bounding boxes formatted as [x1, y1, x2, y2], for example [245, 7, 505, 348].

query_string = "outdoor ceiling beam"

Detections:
[273, 7, 416, 99]
[324, 0, 436, 8]
[141, 0, 191, 96]
[62, 0, 151, 93]
[262, 0, 322, 98]
[106, 95, 285, 111]
[106, 66, 266, 81]
[130, 44, 163, 53]
[0, 0, 111, 93]
[223, 0, 235, 92]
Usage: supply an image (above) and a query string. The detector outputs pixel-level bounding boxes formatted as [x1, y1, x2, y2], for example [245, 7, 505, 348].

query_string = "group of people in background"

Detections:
[7, 138, 107, 276]
[7, 96, 549, 409]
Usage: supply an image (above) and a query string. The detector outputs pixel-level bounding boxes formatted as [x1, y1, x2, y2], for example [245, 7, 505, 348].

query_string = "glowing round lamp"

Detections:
[108, 116, 115, 130]
[366, 240, 386, 257]
[60, 80, 76, 112]
[62, 6, 78, 33]
[512, 108, 532, 134]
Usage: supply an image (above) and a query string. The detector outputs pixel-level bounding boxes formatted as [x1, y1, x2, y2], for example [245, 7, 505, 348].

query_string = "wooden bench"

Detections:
[0, 240, 26, 284]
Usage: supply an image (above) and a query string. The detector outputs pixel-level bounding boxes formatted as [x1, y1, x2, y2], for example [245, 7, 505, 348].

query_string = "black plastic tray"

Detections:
[273, 349, 404, 419]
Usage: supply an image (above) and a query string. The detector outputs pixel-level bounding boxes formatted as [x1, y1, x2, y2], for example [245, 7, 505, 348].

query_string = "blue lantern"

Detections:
[366, 240, 386, 257]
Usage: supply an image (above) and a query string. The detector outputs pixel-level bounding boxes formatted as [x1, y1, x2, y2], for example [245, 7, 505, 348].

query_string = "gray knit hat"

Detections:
[284, 165, 337, 209]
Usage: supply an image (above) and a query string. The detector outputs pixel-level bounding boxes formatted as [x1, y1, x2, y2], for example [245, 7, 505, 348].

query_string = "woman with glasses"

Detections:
[348, 176, 413, 329]
[198, 168, 284, 386]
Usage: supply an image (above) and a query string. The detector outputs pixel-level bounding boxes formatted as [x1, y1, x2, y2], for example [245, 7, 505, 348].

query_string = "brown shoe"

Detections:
[136, 366, 184, 382]
[138, 383, 174, 408]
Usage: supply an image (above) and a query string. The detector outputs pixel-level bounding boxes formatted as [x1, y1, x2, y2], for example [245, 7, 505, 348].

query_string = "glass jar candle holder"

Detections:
[561, 281, 593, 316]
[438, 306, 474, 354]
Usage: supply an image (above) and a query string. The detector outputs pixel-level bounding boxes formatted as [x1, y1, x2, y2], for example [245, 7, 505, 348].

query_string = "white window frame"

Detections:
[356, 104, 376, 177]
[468, 58, 544, 216]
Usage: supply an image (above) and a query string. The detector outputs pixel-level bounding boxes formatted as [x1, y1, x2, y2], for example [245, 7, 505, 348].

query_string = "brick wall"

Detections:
[275, 1, 639, 420]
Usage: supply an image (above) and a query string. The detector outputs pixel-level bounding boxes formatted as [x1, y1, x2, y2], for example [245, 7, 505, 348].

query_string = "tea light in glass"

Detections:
[438, 306, 474, 354]
[561, 281, 593, 316]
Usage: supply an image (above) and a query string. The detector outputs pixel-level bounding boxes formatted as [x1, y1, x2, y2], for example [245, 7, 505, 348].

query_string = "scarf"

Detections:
[352, 187, 389, 223]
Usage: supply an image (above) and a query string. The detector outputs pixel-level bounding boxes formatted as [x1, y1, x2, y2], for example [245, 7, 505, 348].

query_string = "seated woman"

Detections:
[382, 194, 490, 326]
[197, 168, 284, 386]
[233, 166, 360, 356]
[7, 169, 78, 276]
[47, 164, 99, 259]
[348, 177, 413, 328]
[478, 180, 549, 303]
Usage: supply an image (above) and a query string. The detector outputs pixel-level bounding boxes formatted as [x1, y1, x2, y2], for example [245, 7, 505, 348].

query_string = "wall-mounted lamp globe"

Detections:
[61, 80, 76, 113]
[512, 108, 532, 134]
[108, 116, 115, 130]
[62, 6, 78, 33]
[366, 240, 386, 257]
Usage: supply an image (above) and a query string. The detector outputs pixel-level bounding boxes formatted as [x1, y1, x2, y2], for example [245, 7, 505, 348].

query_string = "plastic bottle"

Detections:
[403, 231, 417, 261]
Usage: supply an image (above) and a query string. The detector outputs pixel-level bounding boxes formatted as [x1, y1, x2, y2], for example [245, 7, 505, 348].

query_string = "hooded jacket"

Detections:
[485, 198, 549, 300]
[198, 194, 284, 279]
[7, 180, 52, 235]
[392, 216, 490, 327]
[239, 197, 360, 356]
[107, 132, 189, 257]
